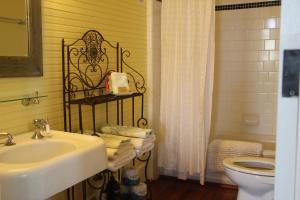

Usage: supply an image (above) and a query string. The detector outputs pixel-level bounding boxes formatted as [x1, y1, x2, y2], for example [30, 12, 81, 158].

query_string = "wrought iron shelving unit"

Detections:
[62, 30, 151, 200]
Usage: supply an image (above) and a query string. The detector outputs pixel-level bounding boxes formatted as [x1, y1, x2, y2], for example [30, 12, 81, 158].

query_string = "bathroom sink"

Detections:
[0, 140, 76, 164]
[0, 130, 107, 200]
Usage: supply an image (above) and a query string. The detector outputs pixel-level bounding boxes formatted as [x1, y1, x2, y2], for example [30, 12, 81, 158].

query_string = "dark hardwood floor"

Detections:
[151, 176, 238, 200]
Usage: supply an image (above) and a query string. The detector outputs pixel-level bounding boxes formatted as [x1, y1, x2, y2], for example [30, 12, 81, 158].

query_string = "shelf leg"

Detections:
[117, 100, 119, 125]
[79, 104, 83, 134]
[82, 180, 86, 200]
[132, 97, 135, 126]
[106, 102, 109, 124]
[72, 186, 75, 200]
[67, 188, 70, 200]
[92, 105, 96, 135]
[121, 100, 124, 125]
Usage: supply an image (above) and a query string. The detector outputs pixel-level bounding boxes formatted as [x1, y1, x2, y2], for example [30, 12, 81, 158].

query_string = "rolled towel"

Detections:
[100, 125, 153, 138]
[207, 139, 263, 173]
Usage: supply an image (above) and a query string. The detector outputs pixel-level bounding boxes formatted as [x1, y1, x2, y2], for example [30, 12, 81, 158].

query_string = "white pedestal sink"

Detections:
[0, 130, 108, 200]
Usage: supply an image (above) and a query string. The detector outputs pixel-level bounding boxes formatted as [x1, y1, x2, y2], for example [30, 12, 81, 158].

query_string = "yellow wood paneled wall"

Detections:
[0, 0, 147, 135]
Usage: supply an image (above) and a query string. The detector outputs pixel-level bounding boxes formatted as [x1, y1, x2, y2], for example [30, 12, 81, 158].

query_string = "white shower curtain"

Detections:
[157, 0, 215, 184]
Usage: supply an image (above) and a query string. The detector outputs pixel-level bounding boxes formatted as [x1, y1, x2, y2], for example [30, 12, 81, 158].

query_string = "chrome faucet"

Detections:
[0, 132, 16, 146]
[32, 119, 49, 139]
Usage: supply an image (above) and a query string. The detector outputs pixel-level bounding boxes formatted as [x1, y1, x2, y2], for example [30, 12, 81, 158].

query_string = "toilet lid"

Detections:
[223, 157, 275, 177]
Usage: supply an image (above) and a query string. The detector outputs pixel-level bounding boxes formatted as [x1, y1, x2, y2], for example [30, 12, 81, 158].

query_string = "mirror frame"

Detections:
[0, 0, 42, 77]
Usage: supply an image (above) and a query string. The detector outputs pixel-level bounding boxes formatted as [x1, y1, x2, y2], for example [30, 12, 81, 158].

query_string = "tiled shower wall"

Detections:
[212, 1, 280, 142]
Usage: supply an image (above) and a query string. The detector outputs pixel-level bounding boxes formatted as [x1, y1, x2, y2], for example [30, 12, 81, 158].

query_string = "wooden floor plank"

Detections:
[151, 176, 238, 200]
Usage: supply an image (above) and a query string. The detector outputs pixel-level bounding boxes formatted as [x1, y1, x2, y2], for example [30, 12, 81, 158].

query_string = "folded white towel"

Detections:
[136, 142, 154, 157]
[126, 134, 155, 149]
[101, 133, 156, 149]
[106, 147, 134, 160]
[97, 133, 131, 149]
[107, 150, 136, 171]
[136, 135, 156, 149]
[100, 125, 153, 138]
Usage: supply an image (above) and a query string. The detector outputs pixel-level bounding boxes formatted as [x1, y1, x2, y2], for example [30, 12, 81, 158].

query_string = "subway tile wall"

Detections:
[212, 5, 280, 142]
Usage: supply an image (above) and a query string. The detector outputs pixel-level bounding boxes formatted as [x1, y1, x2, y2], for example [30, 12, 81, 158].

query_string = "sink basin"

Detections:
[0, 140, 76, 164]
[0, 130, 108, 200]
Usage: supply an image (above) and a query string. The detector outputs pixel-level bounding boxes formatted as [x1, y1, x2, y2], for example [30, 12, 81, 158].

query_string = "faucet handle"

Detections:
[5, 133, 15, 146]
[0, 132, 16, 146]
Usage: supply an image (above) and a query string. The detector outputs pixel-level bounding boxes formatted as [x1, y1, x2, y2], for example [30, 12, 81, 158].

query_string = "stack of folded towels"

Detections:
[99, 125, 156, 157]
[96, 133, 136, 172]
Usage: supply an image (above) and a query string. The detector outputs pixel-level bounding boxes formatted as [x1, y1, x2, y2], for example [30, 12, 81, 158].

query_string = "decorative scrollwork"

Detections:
[87, 171, 108, 190]
[82, 30, 104, 65]
[136, 151, 151, 162]
[64, 30, 116, 99]
[137, 117, 148, 128]
[121, 49, 146, 94]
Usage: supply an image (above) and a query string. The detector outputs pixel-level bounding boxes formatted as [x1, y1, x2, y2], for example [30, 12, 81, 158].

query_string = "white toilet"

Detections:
[223, 157, 275, 200]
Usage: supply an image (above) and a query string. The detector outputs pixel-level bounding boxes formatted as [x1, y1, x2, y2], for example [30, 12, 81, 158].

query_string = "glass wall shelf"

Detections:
[0, 91, 48, 106]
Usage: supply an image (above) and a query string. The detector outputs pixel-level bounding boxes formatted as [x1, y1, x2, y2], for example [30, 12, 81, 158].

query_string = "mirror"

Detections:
[0, 0, 42, 77]
[0, 1, 28, 56]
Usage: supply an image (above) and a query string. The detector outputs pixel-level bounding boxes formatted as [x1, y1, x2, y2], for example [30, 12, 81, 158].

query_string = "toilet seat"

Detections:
[223, 157, 275, 177]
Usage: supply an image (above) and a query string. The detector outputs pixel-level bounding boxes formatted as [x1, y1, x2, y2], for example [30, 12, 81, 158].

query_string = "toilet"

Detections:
[223, 157, 275, 200]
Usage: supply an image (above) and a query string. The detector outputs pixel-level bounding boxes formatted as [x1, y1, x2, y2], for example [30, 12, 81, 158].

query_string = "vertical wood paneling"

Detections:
[0, 0, 147, 135]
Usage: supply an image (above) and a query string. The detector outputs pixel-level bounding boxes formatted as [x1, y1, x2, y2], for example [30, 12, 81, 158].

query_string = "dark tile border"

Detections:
[216, 0, 281, 11]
